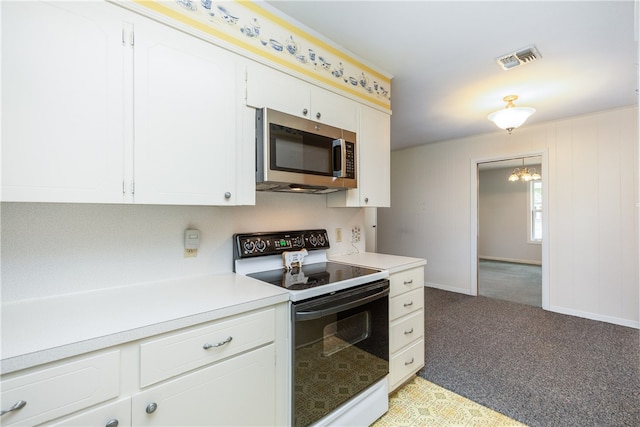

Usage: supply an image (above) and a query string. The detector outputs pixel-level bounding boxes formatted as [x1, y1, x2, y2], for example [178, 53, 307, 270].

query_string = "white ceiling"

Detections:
[265, 0, 638, 150]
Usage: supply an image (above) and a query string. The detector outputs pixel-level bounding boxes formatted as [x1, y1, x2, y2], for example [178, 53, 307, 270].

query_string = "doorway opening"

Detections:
[475, 155, 545, 307]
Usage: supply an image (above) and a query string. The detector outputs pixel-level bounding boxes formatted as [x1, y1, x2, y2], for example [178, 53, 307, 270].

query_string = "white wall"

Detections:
[1, 193, 365, 302]
[479, 166, 542, 264]
[378, 106, 639, 328]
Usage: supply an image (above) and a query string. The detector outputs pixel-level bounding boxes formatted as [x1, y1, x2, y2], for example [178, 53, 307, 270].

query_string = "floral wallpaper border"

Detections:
[131, 0, 392, 109]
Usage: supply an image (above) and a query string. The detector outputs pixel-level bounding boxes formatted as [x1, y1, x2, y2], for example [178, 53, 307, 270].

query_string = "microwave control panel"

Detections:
[345, 142, 356, 179]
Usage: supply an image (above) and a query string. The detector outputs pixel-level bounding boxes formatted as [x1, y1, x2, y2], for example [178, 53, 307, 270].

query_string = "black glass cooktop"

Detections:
[247, 261, 381, 291]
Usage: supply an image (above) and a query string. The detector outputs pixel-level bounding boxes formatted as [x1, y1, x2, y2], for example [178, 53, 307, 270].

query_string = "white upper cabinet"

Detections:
[246, 62, 358, 132]
[1, 1, 125, 203]
[131, 15, 252, 205]
[328, 105, 391, 207]
[1, 0, 254, 206]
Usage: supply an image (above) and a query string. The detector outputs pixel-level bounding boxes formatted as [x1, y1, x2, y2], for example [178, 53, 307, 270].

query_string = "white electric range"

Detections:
[233, 229, 390, 427]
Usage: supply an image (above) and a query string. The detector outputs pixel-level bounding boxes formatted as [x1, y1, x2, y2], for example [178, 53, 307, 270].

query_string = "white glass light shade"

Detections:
[488, 106, 536, 132]
[508, 170, 520, 182]
[530, 168, 541, 180]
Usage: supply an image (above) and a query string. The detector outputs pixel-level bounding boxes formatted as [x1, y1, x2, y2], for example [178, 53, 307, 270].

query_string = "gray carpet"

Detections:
[419, 287, 640, 427]
[479, 260, 541, 307]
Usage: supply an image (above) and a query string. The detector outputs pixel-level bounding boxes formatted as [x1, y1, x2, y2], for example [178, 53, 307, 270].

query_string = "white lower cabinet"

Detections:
[0, 305, 287, 426]
[132, 345, 276, 426]
[388, 266, 425, 392]
[49, 398, 132, 427]
[0, 351, 120, 426]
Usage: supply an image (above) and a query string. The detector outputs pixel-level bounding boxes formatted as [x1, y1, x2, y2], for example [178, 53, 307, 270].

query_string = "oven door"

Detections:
[291, 280, 389, 427]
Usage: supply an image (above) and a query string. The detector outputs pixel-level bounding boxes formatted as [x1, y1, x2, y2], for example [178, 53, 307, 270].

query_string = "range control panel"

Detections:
[233, 229, 330, 259]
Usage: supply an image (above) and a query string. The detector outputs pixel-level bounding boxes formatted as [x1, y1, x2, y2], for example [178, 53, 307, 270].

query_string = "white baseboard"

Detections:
[479, 256, 542, 266]
[425, 282, 474, 296]
[426, 283, 639, 329]
[549, 305, 640, 329]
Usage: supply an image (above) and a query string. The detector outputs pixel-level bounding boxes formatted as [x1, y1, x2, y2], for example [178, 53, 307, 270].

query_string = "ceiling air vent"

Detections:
[496, 45, 542, 70]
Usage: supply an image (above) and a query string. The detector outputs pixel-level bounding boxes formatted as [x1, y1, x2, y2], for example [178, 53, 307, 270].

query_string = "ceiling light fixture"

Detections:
[508, 158, 541, 182]
[488, 95, 536, 134]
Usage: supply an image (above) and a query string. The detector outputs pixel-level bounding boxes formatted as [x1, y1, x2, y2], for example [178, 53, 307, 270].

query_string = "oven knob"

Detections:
[293, 236, 303, 247]
[318, 234, 326, 246]
[243, 241, 255, 253]
[255, 240, 267, 252]
[309, 235, 318, 246]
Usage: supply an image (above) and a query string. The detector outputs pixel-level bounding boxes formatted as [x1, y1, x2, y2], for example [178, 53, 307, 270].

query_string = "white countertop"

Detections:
[0, 274, 289, 374]
[330, 252, 426, 274]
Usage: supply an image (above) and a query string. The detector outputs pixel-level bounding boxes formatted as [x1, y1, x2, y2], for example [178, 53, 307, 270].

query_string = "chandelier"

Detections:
[488, 95, 536, 134]
[508, 158, 541, 182]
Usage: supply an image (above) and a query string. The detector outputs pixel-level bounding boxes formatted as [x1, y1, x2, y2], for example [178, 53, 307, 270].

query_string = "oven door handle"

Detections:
[295, 287, 389, 321]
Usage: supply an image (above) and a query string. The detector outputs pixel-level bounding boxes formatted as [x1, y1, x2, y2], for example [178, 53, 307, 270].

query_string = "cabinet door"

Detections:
[357, 105, 390, 206]
[246, 62, 357, 130]
[246, 62, 311, 118]
[327, 105, 391, 207]
[1, 0, 125, 203]
[310, 86, 358, 131]
[132, 344, 276, 426]
[133, 20, 243, 205]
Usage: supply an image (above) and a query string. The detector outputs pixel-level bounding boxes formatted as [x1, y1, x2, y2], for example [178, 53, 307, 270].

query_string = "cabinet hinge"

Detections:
[122, 180, 126, 194]
[131, 181, 135, 195]
[130, 30, 134, 47]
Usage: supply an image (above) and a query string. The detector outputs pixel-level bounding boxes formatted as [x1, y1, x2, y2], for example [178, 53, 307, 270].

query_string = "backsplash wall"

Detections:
[1, 192, 364, 302]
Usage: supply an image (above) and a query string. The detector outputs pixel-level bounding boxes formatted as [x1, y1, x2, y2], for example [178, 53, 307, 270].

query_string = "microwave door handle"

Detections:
[332, 139, 346, 178]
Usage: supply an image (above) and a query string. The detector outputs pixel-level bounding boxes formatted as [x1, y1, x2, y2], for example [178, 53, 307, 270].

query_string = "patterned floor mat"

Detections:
[372, 376, 527, 427]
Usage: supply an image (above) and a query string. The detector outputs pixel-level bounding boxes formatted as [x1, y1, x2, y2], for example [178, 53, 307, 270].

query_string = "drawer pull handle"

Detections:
[403, 280, 413, 285]
[105, 419, 120, 427]
[146, 402, 158, 414]
[404, 328, 414, 335]
[203, 336, 233, 350]
[403, 301, 414, 307]
[405, 357, 415, 366]
[1, 400, 27, 416]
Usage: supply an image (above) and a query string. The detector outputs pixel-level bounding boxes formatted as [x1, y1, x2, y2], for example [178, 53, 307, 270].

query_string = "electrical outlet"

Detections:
[184, 248, 198, 258]
[351, 226, 361, 243]
[335, 228, 342, 242]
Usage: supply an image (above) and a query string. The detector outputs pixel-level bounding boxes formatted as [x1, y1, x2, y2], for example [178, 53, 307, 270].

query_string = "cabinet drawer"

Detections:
[390, 310, 424, 354]
[389, 287, 424, 321]
[140, 308, 275, 387]
[389, 267, 424, 297]
[0, 351, 120, 426]
[389, 339, 425, 393]
[50, 397, 131, 427]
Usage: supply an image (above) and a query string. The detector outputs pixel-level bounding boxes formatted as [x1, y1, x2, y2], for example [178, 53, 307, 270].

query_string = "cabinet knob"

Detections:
[224, 192, 231, 200]
[316, 112, 321, 119]
[404, 328, 414, 335]
[403, 279, 413, 285]
[146, 402, 158, 414]
[105, 419, 119, 427]
[1, 400, 27, 416]
[302, 108, 308, 116]
[364, 197, 369, 203]
[403, 301, 414, 307]
[404, 357, 415, 366]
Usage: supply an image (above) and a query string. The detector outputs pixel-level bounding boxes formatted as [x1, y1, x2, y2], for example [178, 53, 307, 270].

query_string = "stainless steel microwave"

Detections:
[256, 108, 357, 194]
